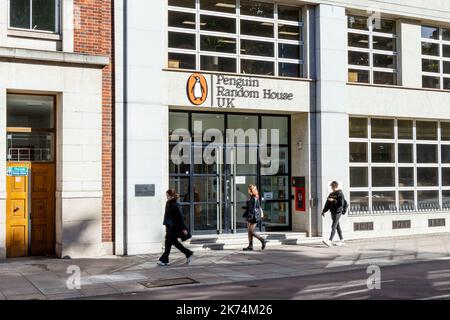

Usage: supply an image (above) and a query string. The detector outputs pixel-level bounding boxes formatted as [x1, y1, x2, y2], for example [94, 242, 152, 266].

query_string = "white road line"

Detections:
[299, 280, 395, 293]
[418, 294, 450, 300]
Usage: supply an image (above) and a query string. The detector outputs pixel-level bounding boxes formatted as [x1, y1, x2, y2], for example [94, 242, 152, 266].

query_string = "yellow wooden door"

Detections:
[30, 163, 55, 256]
[6, 163, 30, 258]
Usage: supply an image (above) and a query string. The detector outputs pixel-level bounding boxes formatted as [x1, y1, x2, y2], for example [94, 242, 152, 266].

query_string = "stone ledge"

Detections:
[0, 47, 109, 66]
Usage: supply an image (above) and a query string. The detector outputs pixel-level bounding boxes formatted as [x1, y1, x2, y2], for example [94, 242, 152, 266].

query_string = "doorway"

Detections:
[5, 94, 56, 258]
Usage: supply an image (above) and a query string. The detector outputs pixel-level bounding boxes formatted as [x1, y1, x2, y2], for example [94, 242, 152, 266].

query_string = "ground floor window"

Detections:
[169, 111, 291, 234]
[349, 117, 450, 214]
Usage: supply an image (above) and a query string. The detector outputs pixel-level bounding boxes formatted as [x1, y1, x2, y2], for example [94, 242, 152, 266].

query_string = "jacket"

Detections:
[242, 195, 261, 222]
[322, 190, 345, 214]
[163, 198, 188, 235]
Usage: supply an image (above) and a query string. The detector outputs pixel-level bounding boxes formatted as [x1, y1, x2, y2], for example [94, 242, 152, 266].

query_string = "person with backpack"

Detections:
[242, 184, 267, 251]
[322, 181, 348, 247]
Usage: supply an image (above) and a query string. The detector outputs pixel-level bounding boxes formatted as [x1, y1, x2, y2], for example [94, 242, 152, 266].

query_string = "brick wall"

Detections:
[74, 0, 115, 246]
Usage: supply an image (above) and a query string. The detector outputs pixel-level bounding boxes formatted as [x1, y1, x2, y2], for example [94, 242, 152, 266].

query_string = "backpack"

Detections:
[342, 199, 349, 215]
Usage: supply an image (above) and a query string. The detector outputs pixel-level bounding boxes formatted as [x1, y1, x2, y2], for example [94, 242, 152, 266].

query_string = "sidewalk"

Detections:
[1, 233, 449, 300]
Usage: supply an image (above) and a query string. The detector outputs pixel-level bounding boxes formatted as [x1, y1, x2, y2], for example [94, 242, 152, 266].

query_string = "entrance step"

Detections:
[185, 232, 323, 251]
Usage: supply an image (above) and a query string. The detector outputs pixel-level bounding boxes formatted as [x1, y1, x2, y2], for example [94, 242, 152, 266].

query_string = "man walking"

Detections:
[322, 181, 346, 247]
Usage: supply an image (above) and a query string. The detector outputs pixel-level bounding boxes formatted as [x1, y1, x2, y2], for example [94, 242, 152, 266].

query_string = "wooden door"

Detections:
[6, 163, 30, 258]
[30, 163, 55, 256]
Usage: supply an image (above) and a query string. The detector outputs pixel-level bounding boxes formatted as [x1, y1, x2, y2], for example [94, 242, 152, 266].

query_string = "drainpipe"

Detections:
[123, 0, 128, 256]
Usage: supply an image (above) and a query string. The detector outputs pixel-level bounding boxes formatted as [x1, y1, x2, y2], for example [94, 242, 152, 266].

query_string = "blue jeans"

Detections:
[330, 213, 344, 241]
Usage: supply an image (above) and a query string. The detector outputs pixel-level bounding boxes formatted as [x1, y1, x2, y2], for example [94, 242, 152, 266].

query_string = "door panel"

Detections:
[6, 164, 29, 258]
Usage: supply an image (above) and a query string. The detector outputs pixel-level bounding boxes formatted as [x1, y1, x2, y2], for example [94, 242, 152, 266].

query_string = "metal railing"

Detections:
[7, 148, 52, 162]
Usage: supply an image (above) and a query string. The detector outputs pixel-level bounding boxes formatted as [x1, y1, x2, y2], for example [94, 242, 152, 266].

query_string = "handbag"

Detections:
[180, 229, 192, 242]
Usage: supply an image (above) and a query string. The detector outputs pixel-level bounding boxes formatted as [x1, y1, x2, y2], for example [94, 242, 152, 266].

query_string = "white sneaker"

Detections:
[186, 254, 194, 265]
[322, 240, 332, 247]
[335, 241, 346, 247]
[157, 261, 170, 266]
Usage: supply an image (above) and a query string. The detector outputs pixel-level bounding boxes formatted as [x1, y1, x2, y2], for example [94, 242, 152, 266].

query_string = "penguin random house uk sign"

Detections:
[164, 71, 311, 112]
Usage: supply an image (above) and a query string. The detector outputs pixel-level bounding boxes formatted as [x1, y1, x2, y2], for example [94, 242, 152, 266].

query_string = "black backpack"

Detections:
[342, 199, 349, 215]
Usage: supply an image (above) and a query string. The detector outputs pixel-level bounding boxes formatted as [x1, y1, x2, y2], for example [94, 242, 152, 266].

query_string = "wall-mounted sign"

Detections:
[295, 187, 306, 212]
[263, 192, 273, 200]
[135, 184, 155, 197]
[187, 73, 208, 106]
[7, 167, 28, 176]
[235, 176, 246, 185]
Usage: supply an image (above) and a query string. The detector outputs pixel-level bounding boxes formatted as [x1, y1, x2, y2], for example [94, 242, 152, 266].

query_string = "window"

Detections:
[348, 15, 398, 85]
[167, 1, 304, 78]
[349, 118, 449, 214]
[421, 25, 450, 90]
[9, 0, 60, 33]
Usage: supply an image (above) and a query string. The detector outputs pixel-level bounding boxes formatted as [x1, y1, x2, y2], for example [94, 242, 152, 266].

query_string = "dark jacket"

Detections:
[242, 195, 261, 223]
[323, 190, 345, 214]
[163, 198, 188, 236]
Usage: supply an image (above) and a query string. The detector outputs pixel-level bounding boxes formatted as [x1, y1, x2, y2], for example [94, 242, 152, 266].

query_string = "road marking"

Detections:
[299, 280, 395, 293]
[418, 294, 450, 300]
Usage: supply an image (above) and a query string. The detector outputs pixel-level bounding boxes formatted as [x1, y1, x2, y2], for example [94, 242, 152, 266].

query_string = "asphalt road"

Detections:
[85, 259, 450, 300]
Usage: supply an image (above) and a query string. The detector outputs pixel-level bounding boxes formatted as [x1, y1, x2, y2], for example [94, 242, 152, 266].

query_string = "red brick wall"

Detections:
[74, 0, 115, 245]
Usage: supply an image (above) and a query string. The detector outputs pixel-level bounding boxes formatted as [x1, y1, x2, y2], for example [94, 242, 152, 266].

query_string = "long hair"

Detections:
[248, 184, 259, 198]
[166, 189, 179, 200]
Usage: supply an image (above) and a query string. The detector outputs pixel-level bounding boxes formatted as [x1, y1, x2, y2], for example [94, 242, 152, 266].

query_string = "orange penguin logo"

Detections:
[187, 73, 208, 106]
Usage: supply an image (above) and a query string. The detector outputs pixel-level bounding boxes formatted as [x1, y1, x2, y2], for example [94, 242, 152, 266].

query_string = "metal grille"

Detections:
[392, 220, 411, 229]
[429, 218, 446, 227]
[354, 222, 374, 231]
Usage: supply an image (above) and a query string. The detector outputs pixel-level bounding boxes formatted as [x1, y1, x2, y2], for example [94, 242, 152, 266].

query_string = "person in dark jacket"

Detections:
[158, 189, 193, 266]
[322, 181, 346, 247]
[242, 185, 267, 251]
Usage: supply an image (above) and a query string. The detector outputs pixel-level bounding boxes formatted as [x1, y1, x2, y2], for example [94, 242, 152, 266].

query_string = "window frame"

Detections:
[347, 15, 399, 86]
[7, 0, 61, 34]
[167, 0, 305, 78]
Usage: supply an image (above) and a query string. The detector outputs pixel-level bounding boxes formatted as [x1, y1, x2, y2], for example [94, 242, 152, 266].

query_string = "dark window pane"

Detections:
[278, 5, 300, 21]
[169, 11, 196, 29]
[261, 117, 289, 145]
[422, 76, 440, 89]
[372, 143, 395, 163]
[443, 191, 450, 209]
[261, 176, 289, 201]
[373, 36, 396, 51]
[444, 78, 450, 90]
[417, 168, 439, 187]
[350, 167, 368, 188]
[373, 54, 396, 69]
[442, 123, 450, 141]
[417, 191, 440, 210]
[240, 0, 274, 18]
[350, 192, 369, 213]
[240, 20, 273, 38]
[169, 0, 195, 8]
[348, 33, 369, 49]
[348, 69, 369, 83]
[417, 121, 438, 140]
[421, 26, 439, 40]
[399, 191, 415, 211]
[279, 63, 301, 78]
[422, 59, 440, 73]
[350, 142, 367, 162]
[372, 191, 396, 212]
[169, 112, 189, 137]
[278, 43, 300, 60]
[443, 29, 450, 41]
[417, 144, 438, 163]
[349, 51, 369, 66]
[169, 177, 190, 201]
[241, 59, 274, 76]
[372, 167, 395, 187]
[32, 0, 57, 32]
[374, 72, 396, 85]
[169, 32, 196, 50]
[374, 20, 396, 34]
[7, 94, 54, 128]
[168, 52, 196, 70]
[241, 39, 274, 57]
[443, 168, 450, 186]
[201, 56, 236, 72]
[200, 15, 236, 33]
[422, 42, 440, 56]
[398, 144, 413, 163]
[10, 0, 30, 29]
[349, 118, 368, 138]
[442, 145, 450, 163]
[278, 24, 301, 41]
[398, 120, 413, 140]
[399, 167, 414, 187]
[200, 0, 236, 13]
[348, 16, 369, 31]
[443, 45, 450, 58]
[444, 62, 450, 75]
[371, 118, 394, 139]
[201, 35, 236, 53]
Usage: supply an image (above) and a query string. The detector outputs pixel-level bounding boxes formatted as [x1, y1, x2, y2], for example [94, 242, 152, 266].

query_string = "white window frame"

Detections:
[349, 117, 449, 215]
[168, 0, 305, 78]
[7, 0, 61, 34]
[347, 15, 398, 85]
[421, 25, 450, 90]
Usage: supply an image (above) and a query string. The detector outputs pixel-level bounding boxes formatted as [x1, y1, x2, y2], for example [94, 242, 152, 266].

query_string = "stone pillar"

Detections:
[398, 20, 422, 88]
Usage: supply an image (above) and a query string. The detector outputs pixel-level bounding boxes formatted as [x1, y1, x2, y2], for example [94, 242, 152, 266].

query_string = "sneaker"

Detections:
[157, 261, 170, 266]
[335, 240, 346, 247]
[261, 239, 267, 251]
[322, 240, 332, 248]
[243, 246, 254, 251]
[186, 253, 194, 265]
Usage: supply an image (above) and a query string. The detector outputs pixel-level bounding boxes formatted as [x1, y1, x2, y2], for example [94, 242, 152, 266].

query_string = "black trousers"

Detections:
[330, 213, 344, 241]
[159, 232, 192, 263]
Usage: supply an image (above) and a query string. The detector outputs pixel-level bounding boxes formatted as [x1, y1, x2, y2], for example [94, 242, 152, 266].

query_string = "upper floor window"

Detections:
[347, 15, 398, 85]
[421, 25, 450, 90]
[9, 0, 60, 33]
[167, 0, 304, 78]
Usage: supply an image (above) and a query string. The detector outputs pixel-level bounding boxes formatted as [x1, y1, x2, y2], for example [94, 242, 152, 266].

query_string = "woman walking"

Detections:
[158, 189, 193, 266]
[242, 184, 267, 251]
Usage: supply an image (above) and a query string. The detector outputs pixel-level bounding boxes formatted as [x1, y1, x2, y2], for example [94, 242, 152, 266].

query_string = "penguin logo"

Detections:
[187, 73, 208, 106]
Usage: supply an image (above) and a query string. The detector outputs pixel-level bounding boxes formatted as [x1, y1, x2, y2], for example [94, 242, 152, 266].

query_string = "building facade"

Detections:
[0, 0, 114, 259]
[114, 0, 450, 256]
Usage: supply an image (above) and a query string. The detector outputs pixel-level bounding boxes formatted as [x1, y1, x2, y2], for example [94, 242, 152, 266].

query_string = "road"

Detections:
[86, 259, 450, 300]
